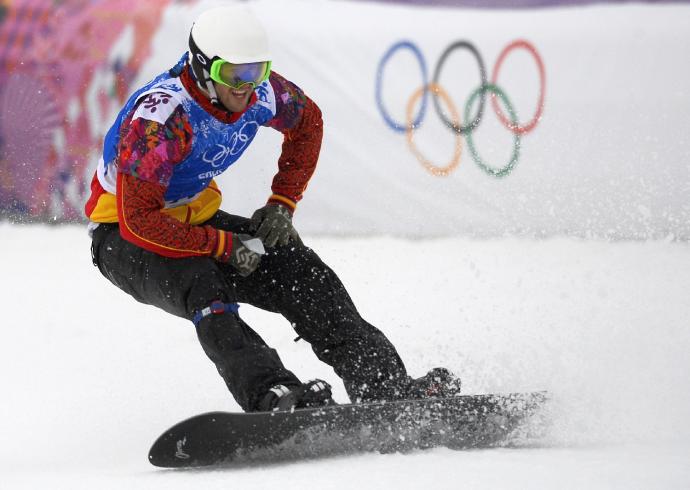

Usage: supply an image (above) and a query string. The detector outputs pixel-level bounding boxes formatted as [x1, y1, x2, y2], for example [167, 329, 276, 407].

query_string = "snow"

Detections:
[2, 225, 690, 488]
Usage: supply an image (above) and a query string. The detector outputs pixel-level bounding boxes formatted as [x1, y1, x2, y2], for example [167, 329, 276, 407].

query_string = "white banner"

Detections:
[105, 0, 690, 239]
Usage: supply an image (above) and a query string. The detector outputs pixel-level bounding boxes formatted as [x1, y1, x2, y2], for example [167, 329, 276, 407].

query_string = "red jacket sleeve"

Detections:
[264, 72, 324, 212]
[117, 172, 231, 260]
[115, 97, 233, 262]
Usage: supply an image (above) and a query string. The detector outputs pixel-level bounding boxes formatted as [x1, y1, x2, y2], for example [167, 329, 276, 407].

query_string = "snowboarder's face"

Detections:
[214, 82, 253, 113]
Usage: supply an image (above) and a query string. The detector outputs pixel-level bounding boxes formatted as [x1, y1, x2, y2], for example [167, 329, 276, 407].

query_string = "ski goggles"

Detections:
[209, 59, 272, 90]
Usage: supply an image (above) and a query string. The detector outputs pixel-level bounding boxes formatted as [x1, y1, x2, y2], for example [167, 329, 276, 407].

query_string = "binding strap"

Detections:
[192, 300, 239, 326]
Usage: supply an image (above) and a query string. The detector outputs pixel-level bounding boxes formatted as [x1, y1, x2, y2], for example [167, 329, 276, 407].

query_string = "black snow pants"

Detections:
[90, 210, 409, 411]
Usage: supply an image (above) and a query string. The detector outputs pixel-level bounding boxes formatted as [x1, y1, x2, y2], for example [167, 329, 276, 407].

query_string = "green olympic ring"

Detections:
[464, 83, 521, 178]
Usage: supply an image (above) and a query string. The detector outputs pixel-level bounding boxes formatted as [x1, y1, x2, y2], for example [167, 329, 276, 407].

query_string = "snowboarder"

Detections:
[86, 5, 460, 413]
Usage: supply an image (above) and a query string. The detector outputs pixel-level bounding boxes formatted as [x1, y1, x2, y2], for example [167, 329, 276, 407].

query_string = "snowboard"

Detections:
[149, 391, 547, 468]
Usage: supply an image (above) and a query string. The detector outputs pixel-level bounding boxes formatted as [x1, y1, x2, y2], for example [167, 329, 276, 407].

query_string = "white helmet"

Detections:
[188, 5, 271, 102]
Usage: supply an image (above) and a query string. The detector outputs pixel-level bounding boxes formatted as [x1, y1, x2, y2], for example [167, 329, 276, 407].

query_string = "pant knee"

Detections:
[195, 307, 245, 354]
[184, 268, 233, 315]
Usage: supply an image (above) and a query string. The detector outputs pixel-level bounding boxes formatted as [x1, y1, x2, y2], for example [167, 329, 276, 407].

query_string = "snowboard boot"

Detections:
[256, 379, 335, 412]
[406, 367, 462, 399]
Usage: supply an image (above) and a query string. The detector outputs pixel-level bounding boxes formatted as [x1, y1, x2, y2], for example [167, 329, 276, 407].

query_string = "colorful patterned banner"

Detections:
[0, 0, 192, 221]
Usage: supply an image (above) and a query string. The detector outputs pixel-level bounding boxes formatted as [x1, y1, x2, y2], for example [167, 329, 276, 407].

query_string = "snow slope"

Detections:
[1, 225, 689, 488]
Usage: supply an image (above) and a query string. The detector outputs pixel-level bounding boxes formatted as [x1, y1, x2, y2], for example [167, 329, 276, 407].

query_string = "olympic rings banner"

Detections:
[375, 39, 546, 178]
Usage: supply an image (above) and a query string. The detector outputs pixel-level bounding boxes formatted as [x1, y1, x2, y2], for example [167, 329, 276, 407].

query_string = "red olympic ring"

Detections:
[490, 39, 546, 135]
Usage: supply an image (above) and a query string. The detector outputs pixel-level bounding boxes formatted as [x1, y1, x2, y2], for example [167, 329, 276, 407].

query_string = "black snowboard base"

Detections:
[149, 391, 548, 468]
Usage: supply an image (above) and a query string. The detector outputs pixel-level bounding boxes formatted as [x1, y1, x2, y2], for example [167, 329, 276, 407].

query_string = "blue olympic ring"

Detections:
[375, 40, 428, 133]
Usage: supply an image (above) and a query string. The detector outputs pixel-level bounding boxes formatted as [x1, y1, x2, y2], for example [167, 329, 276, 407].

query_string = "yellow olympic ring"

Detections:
[405, 83, 462, 177]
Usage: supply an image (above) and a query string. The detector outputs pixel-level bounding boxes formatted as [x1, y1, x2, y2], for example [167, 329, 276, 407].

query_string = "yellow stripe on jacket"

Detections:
[88, 179, 222, 226]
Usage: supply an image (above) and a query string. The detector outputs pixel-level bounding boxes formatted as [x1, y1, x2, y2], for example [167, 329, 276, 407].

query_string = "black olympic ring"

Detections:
[432, 40, 487, 135]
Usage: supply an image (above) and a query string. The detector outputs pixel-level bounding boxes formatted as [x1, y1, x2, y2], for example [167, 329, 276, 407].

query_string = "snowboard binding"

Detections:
[407, 368, 462, 399]
[257, 379, 335, 412]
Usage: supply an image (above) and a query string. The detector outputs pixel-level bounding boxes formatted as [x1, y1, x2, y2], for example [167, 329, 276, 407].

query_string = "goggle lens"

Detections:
[210, 59, 271, 89]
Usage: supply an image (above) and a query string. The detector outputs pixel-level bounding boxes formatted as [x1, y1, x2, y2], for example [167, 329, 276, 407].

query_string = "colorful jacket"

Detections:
[85, 54, 323, 261]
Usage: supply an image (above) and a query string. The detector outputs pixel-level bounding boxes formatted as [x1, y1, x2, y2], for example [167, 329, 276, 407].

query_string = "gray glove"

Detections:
[249, 204, 303, 248]
[229, 234, 265, 277]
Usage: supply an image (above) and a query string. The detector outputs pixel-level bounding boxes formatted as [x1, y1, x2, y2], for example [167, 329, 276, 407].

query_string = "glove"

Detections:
[249, 203, 303, 248]
[229, 233, 265, 277]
